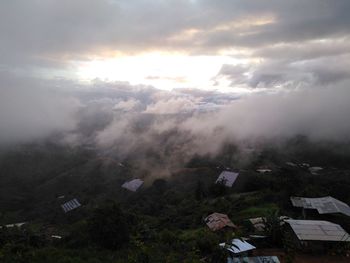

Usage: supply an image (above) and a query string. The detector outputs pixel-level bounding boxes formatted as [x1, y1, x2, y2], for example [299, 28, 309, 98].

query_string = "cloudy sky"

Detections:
[1, 0, 350, 149]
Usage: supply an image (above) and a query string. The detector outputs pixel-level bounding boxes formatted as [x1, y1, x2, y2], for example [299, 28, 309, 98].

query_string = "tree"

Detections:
[195, 180, 205, 201]
[263, 210, 283, 246]
[209, 180, 227, 197]
[88, 201, 129, 249]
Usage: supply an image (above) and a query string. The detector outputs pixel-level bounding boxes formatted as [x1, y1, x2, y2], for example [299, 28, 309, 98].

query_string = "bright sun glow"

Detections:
[75, 52, 247, 91]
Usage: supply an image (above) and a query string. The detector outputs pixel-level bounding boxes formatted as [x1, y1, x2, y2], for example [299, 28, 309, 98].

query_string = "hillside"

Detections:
[1, 139, 350, 262]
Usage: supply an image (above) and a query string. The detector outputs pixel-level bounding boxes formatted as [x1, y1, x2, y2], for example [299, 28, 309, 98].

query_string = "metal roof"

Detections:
[204, 212, 236, 231]
[0, 222, 26, 229]
[228, 256, 280, 263]
[290, 196, 350, 216]
[220, 239, 256, 254]
[61, 198, 81, 213]
[122, 178, 144, 192]
[249, 217, 265, 232]
[256, 168, 272, 173]
[309, 166, 323, 174]
[249, 216, 290, 231]
[285, 219, 350, 242]
[216, 171, 239, 187]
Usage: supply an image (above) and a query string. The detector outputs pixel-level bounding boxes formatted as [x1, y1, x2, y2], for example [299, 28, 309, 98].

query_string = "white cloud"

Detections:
[113, 99, 140, 111]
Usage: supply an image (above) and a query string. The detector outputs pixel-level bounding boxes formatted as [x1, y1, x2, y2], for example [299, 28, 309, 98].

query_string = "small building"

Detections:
[308, 166, 323, 175]
[61, 198, 81, 213]
[227, 256, 280, 263]
[220, 239, 256, 256]
[256, 168, 272, 174]
[290, 196, 350, 216]
[204, 212, 236, 231]
[121, 178, 144, 192]
[284, 219, 350, 250]
[286, 162, 297, 167]
[0, 222, 26, 229]
[216, 171, 239, 187]
[248, 217, 266, 232]
[248, 216, 290, 232]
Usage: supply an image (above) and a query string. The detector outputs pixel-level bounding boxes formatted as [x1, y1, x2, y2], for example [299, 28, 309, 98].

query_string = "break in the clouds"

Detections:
[1, 0, 350, 153]
[1, 0, 350, 90]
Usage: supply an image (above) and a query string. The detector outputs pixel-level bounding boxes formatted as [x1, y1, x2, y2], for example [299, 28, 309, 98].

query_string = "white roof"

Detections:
[0, 222, 26, 229]
[122, 179, 144, 192]
[309, 166, 323, 174]
[220, 239, 256, 254]
[228, 256, 280, 263]
[61, 198, 81, 213]
[285, 219, 350, 242]
[216, 171, 239, 187]
[291, 196, 350, 216]
[256, 169, 272, 173]
[286, 162, 297, 167]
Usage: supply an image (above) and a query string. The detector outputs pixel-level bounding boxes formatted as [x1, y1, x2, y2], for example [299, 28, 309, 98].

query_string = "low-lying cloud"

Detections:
[1, 74, 350, 150]
[1, 71, 350, 176]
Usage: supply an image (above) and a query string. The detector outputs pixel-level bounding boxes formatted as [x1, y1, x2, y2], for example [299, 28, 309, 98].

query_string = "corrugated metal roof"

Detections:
[249, 217, 265, 232]
[249, 216, 290, 231]
[256, 169, 272, 173]
[290, 196, 350, 216]
[228, 256, 280, 263]
[0, 222, 26, 229]
[216, 171, 239, 187]
[220, 239, 256, 254]
[121, 179, 143, 192]
[61, 198, 81, 213]
[204, 212, 236, 231]
[285, 219, 350, 242]
[309, 166, 323, 174]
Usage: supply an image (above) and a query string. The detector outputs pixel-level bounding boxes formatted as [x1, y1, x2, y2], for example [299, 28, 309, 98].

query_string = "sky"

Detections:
[1, 0, 350, 152]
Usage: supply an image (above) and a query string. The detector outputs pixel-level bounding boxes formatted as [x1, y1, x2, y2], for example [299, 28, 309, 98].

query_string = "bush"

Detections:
[88, 202, 129, 249]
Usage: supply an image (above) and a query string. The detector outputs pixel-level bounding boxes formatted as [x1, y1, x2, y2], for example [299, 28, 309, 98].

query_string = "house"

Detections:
[256, 168, 272, 174]
[220, 239, 256, 255]
[0, 222, 26, 229]
[216, 171, 239, 187]
[286, 162, 297, 167]
[121, 178, 144, 192]
[284, 219, 350, 250]
[290, 196, 350, 216]
[227, 256, 280, 263]
[204, 212, 236, 231]
[61, 198, 81, 213]
[248, 216, 290, 232]
[248, 217, 266, 232]
[308, 166, 323, 175]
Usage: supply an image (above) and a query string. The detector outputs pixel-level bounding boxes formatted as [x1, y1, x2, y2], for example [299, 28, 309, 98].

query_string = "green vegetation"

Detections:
[1, 139, 350, 262]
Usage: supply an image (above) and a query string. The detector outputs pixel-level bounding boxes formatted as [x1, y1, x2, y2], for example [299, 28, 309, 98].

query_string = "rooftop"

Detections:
[204, 212, 236, 231]
[291, 196, 350, 216]
[121, 178, 144, 192]
[216, 171, 239, 187]
[285, 219, 350, 242]
[61, 198, 81, 213]
[228, 256, 280, 263]
[220, 239, 256, 254]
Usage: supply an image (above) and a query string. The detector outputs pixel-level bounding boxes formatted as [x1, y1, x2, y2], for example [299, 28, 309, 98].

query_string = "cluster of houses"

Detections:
[202, 170, 350, 262]
[203, 211, 280, 263]
[3, 166, 349, 262]
[56, 169, 350, 262]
